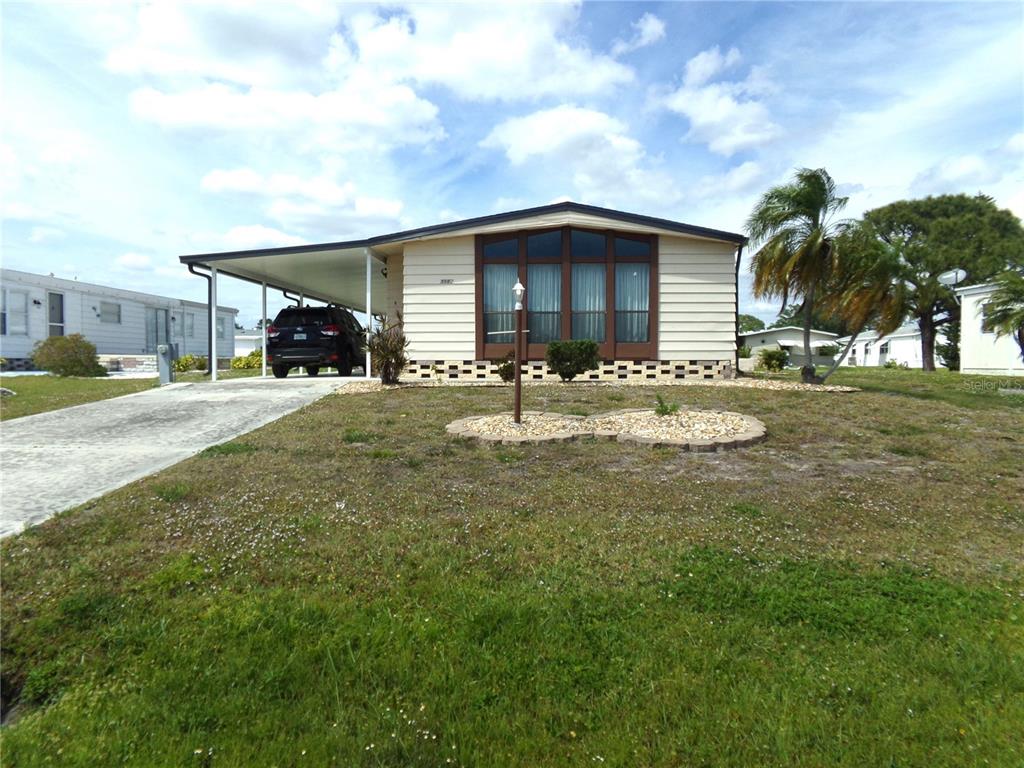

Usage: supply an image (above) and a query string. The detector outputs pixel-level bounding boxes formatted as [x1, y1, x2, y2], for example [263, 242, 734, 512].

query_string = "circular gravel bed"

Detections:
[446, 408, 766, 451]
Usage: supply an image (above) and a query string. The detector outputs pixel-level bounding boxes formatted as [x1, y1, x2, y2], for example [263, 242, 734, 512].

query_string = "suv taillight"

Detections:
[321, 324, 340, 336]
[267, 325, 280, 338]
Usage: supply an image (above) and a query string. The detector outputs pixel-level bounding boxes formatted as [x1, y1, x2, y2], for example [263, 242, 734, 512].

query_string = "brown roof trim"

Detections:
[178, 201, 747, 264]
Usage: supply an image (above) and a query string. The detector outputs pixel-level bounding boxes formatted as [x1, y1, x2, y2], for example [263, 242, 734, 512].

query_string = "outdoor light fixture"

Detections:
[512, 279, 525, 424]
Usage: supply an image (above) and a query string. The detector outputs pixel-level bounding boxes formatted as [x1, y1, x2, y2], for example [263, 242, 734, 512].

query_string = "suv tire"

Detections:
[337, 350, 353, 377]
[272, 365, 289, 379]
[306, 366, 320, 377]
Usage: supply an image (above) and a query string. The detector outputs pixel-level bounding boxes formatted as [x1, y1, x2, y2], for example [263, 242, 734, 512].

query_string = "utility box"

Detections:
[156, 343, 178, 385]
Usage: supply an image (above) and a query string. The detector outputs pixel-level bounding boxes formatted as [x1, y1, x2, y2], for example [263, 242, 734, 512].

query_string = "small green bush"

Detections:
[883, 359, 909, 370]
[737, 345, 752, 359]
[496, 353, 516, 383]
[368, 314, 409, 385]
[757, 347, 789, 373]
[654, 394, 680, 416]
[31, 334, 106, 377]
[174, 354, 198, 372]
[231, 349, 263, 369]
[545, 339, 600, 382]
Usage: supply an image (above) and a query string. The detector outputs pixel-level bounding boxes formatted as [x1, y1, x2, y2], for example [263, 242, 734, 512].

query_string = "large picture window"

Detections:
[476, 226, 657, 360]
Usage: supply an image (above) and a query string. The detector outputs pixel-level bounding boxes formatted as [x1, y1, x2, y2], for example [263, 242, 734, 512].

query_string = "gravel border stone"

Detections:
[447, 409, 767, 452]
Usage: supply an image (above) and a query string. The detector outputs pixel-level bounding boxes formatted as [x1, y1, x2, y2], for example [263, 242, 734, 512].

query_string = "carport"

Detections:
[180, 243, 390, 380]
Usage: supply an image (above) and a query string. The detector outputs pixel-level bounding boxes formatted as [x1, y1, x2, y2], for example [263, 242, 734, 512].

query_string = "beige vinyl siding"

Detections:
[658, 236, 737, 360]
[402, 236, 476, 359]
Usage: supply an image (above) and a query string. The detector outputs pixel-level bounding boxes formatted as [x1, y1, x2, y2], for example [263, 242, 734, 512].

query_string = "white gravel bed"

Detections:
[395, 378, 857, 393]
[449, 408, 767, 451]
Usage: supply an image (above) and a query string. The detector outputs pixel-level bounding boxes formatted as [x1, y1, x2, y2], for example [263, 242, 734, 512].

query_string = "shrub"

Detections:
[883, 359, 909, 370]
[737, 345, 752, 359]
[816, 344, 840, 357]
[545, 339, 600, 382]
[654, 394, 679, 416]
[368, 313, 409, 385]
[174, 354, 198, 372]
[231, 349, 263, 369]
[31, 334, 106, 377]
[496, 353, 516, 383]
[757, 347, 789, 373]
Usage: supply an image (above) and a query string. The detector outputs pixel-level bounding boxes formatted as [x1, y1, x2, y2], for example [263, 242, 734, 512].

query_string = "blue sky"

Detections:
[2, 1, 1022, 325]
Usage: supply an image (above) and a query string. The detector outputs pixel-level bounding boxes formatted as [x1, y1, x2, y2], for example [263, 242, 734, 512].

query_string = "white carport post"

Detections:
[261, 281, 267, 378]
[364, 247, 372, 379]
[210, 266, 218, 382]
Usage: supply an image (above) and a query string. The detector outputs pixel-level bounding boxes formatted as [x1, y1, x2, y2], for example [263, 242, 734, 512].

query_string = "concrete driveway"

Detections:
[0, 377, 352, 538]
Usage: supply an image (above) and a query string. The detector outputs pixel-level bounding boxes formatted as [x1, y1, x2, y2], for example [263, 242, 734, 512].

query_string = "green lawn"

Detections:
[2, 368, 1022, 766]
[0, 375, 158, 420]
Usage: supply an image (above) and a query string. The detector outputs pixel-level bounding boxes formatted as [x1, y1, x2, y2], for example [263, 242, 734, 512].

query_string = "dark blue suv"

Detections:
[266, 305, 364, 378]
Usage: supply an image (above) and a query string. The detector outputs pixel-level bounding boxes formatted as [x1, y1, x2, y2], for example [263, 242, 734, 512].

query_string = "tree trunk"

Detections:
[1015, 327, 1024, 365]
[801, 285, 817, 383]
[920, 316, 936, 372]
[816, 331, 862, 383]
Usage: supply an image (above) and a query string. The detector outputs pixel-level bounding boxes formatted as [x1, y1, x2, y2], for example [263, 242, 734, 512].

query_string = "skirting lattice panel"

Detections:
[403, 359, 733, 382]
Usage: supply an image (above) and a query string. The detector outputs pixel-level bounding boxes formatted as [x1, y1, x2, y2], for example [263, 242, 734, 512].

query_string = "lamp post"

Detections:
[513, 279, 525, 424]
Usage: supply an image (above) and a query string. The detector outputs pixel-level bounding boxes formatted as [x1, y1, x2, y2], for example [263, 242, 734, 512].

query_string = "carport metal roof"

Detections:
[178, 201, 747, 309]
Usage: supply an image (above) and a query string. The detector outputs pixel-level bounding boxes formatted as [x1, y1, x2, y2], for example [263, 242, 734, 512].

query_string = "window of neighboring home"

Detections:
[99, 301, 121, 324]
[1, 289, 29, 335]
[216, 316, 226, 340]
[476, 226, 657, 360]
[879, 342, 890, 354]
[981, 302, 997, 334]
[184, 313, 195, 338]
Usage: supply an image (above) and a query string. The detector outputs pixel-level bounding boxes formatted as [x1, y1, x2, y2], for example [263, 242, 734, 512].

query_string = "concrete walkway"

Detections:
[0, 377, 352, 538]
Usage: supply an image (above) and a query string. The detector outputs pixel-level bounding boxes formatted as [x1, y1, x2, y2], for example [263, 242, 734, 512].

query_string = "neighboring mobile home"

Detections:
[738, 326, 838, 368]
[0, 268, 237, 371]
[955, 283, 1024, 376]
[836, 324, 943, 369]
[179, 203, 747, 381]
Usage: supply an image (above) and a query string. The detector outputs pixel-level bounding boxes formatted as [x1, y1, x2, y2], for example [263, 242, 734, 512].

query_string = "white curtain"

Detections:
[615, 263, 649, 342]
[571, 263, 605, 341]
[484, 264, 517, 342]
[527, 264, 561, 343]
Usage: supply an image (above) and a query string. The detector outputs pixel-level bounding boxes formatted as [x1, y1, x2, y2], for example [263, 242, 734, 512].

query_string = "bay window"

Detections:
[476, 226, 657, 360]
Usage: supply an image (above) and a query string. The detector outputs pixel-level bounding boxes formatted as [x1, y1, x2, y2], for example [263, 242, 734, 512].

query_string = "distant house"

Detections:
[955, 283, 1024, 376]
[0, 268, 237, 371]
[234, 328, 264, 356]
[738, 326, 839, 368]
[836, 324, 943, 369]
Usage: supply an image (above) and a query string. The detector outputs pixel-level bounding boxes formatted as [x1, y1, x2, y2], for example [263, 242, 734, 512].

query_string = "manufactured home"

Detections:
[179, 202, 747, 381]
[738, 326, 838, 368]
[836, 324, 944, 369]
[0, 268, 237, 371]
[955, 283, 1024, 376]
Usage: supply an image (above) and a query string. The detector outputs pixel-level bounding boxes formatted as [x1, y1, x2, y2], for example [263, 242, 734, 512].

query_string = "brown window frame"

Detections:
[475, 225, 658, 361]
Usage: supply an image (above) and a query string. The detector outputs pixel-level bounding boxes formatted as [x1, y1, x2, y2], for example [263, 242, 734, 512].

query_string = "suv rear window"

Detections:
[273, 308, 331, 327]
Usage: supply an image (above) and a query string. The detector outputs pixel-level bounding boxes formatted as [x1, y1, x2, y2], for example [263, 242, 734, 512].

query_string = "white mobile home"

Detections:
[0, 268, 237, 371]
[836, 324, 942, 368]
[738, 326, 839, 368]
[180, 203, 747, 381]
[955, 283, 1024, 376]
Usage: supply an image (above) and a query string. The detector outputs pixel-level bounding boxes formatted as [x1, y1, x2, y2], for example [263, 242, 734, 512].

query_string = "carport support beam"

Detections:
[210, 266, 218, 382]
[261, 281, 267, 378]
[365, 248, 372, 379]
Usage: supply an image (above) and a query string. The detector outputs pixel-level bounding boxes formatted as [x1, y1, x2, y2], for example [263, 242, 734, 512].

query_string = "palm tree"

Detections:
[983, 269, 1024, 363]
[747, 168, 848, 382]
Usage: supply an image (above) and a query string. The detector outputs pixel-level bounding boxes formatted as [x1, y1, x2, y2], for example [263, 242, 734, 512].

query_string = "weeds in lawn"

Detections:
[654, 393, 680, 416]
[152, 482, 190, 503]
[200, 442, 257, 457]
[342, 428, 377, 444]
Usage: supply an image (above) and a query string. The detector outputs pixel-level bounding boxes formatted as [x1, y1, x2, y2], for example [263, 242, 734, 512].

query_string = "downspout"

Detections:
[187, 263, 215, 376]
[734, 243, 744, 378]
[282, 290, 301, 307]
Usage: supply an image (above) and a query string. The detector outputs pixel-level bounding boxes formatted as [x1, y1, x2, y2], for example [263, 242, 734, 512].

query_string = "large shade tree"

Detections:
[982, 269, 1024, 363]
[746, 168, 848, 382]
[863, 194, 1024, 371]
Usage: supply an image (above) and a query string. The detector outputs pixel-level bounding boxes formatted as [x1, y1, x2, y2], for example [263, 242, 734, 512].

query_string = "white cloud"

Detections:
[340, 4, 634, 101]
[660, 46, 782, 156]
[222, 225, 306, 250]
[481, 105, 678, 207]
[694, 161, 766, 198]
[29, 226, 65, 243]
[611, 13, 666, 57]
[116, 252, 152, 270]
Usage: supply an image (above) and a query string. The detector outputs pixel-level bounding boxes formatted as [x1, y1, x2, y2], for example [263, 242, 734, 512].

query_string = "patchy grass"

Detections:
[0, 375, 157, 420]
[2, 369, 1022, 766]
[199, 441, 258, 457]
